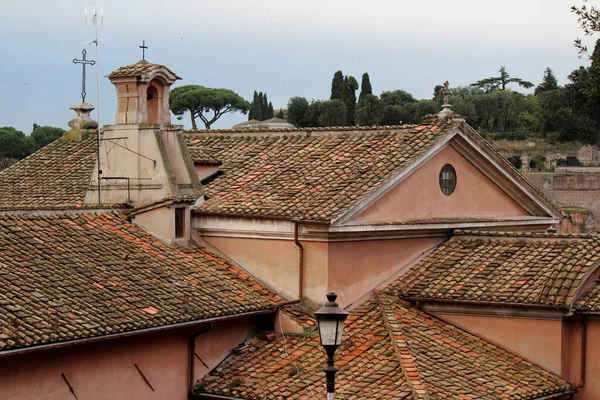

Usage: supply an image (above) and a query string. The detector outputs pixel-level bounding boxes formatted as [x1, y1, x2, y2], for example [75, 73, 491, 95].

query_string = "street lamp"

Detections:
[315, 292, 349, 400]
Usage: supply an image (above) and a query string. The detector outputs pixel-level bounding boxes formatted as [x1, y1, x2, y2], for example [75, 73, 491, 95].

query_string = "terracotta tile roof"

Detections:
[575, 283, 600, 312]
[377, 293, 571, 399]
[196, 299, 414, 399]
[185, 119, 461, 222]
[0, 213, 279, 352]
[0, 136, 98, 210]
[107, 59, 182, 79]
[188, 147, 222, 166]
[387, 230, 600, 307]
[194, 294, 571, 399]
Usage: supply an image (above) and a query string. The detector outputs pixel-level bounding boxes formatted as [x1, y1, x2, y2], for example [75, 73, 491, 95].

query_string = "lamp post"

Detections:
[315, 292, 349, 400]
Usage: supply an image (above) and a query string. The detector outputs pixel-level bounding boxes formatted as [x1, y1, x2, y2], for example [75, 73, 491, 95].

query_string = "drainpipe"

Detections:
[575, 319, 587, 389]
[277, 221, 304, 307]
[189, 325, 213, 392]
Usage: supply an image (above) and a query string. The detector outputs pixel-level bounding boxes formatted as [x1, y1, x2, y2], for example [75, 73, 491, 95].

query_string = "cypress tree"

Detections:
[277, 109, 284, 119]
[268, 102, 274, 118]
[252, 91, 262, 121]
[359, 73, 373, 101]
[331, 71, 344, 100]
[262, 93, 269, 120]
[343, 76, 359, 126]
[249, 91, 259, 120]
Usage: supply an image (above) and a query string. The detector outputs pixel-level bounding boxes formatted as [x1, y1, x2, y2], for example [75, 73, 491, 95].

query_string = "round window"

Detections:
[439, 164, 457, 196]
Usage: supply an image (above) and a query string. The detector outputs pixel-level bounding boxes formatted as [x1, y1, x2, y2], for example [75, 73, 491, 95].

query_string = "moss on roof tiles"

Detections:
[387, 231, 600, 307]
[0, 212, 279, 352]
[185, 120, 462, 222]
[194, 294, 571, 399]
[0, 136, 97, 210]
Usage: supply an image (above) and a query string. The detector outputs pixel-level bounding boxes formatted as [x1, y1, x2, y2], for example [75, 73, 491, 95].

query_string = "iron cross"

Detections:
[72, 49, 95, 103]
[139, 40, 148, 60]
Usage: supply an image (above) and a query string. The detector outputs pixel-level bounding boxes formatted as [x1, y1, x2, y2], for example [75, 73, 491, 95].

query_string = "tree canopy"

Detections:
[330, 71, 344, 100]
[471, 66, 534, 92]
[170, 85, 249, 129]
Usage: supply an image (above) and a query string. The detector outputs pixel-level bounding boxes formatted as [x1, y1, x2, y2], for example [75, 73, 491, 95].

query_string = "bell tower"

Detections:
[107, 59, 181, 125]
[84, 59, 202, 213]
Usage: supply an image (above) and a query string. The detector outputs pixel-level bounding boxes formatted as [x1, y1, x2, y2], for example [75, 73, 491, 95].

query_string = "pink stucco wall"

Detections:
[202, 236, 329, 303]
[576, 320, 600, 400]
[0, 318, 256, 400]
[439, 313, 563, 374]
[351, 145, 529, 224]
[328, 237, 443, 307]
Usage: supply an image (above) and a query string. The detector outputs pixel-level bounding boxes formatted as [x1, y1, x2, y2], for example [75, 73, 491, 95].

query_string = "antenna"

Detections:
[85, 6, 104, 204]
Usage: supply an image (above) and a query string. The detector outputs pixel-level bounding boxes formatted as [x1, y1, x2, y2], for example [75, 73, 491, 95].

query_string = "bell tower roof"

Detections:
[107, 59, 181, 82]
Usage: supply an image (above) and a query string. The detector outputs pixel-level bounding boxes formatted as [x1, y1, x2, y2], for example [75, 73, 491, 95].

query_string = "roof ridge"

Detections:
[453, 229, 597, 240]
[457, 123, 564, 217]
[375, 291, 430, 400]
[184, 124, 421, 135]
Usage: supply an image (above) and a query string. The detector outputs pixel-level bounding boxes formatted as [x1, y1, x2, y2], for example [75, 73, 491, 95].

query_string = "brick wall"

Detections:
[525, 173, 599, 231]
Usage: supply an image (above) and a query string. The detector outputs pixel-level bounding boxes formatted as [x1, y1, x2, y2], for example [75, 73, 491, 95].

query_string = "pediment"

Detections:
[334, 124, 563, 227]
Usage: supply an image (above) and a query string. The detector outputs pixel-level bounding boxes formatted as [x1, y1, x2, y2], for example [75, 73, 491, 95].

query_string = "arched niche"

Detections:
[146, 84, 159, 124]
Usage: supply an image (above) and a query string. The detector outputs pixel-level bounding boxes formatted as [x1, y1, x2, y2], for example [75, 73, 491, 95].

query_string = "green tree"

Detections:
[359, 73, 373, 101]
[268, 102, 274, 119]
[535, 68, 559, 95]
[277, 109, 285, 119]
[356, 94, 382, 126]
[471, 66, 534, 92]
[380, 90, 419, 124]
[170, 85, 250, 130]
[261, 92, 269, 120]
[330, 71, 344, 100]
[30, 125, 65, 151]
[287, 97, 310, 127]
[414, 100, 439, 122]
[343, 76, 359, 126]
[252, 91, 262, 121]
[318, 100, 346, 127]
[306, 101, 323, 127]
[572, 1, 600, 55]
[0, 127, 30, 160]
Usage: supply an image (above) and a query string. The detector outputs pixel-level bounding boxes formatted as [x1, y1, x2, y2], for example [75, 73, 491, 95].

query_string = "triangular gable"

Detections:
[334, 121, 563, 226]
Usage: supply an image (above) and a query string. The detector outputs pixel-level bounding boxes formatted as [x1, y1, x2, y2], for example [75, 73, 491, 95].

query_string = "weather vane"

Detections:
[139, 40, 148, 60]
[73, 49, 96, 103]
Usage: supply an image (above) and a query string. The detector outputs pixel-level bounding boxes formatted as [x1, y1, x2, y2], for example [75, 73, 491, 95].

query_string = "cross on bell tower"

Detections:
[73, 49, 96, 103]
[139, 40, 148, 60]
[438, 80, 453, 118]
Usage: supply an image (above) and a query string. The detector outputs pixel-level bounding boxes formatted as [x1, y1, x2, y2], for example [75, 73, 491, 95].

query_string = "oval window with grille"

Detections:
[439, 164, 457, 196]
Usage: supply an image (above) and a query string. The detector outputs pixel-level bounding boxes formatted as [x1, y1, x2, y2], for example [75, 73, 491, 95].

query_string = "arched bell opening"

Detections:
[146, 85, 159, 124]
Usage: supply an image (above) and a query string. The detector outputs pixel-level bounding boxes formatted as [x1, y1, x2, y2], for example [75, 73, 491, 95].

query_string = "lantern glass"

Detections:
[318, 318, 345, 346]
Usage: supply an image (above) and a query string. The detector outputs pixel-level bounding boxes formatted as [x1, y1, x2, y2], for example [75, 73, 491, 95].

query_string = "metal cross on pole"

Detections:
[139, 40, 148, 60]
[73, 49, 96, 103]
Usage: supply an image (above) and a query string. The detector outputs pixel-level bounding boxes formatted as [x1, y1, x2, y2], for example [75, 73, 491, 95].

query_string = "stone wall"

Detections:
[497, 144, 600, 172]
[525, 173, 599, 231]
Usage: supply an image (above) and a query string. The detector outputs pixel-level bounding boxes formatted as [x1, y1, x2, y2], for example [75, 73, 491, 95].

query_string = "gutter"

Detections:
[533, 390, 575, 400]
[0, 308, 276, 359]
[277, 221, 304, 307]
[189, 393, 246, 400]
[401, 297, 569, 311]
[575, 319, 587, 389]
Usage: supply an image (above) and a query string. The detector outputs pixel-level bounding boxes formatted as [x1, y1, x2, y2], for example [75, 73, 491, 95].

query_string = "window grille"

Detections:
[439, 164, 457, 196]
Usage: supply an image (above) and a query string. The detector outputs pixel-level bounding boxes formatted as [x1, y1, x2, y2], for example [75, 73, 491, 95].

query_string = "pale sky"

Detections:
[0, 0, 593, 133]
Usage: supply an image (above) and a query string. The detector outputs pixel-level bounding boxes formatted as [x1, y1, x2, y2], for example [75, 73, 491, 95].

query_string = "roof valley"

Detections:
[377, 292, 430, 400]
